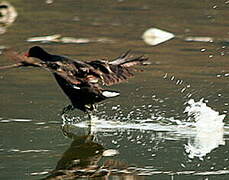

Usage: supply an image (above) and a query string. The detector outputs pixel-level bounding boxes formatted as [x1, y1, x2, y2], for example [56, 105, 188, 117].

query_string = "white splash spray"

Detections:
[61, 97, 227, 160]
[184, 99, 226, 159]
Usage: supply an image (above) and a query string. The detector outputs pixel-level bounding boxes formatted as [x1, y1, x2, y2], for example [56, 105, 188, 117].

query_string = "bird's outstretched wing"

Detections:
[43, 50, 150, 86]
[86, 51, 150, 85]
[1, 49, 149, 87]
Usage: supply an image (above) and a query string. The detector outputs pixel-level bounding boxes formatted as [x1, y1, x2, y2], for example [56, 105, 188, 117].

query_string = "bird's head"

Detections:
[25, 46, 49, 61]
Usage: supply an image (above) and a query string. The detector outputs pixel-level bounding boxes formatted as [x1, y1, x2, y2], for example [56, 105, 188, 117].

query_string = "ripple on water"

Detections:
[8, 149, 50, 153]
[0, 118, 32, 123]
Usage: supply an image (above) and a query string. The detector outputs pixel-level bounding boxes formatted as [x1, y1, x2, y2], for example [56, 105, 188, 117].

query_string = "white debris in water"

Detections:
[184, 99, 226, 159]
[27, 34, 114, 44]
[184, 37, 214, 43]
[0, 1, 18, 25]
[142, 28, 175, 46]
[27, 34, 61, 42]
[60, 37, 91, 44]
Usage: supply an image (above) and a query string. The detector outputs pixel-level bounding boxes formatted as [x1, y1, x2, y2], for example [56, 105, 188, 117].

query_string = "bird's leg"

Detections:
[61, 104, 75, 123]
[61, 124, 70, 137]
[86, 110, 93, 135]
[87, 112, 92, 120]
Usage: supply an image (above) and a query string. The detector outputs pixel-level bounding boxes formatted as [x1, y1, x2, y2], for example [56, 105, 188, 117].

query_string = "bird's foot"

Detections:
[92, 105, 98, 112]
[61, 105, 74, 123]
[61, 113, 71, 123]
[61, 105, 83, 125]
[61, 105, 74, 115]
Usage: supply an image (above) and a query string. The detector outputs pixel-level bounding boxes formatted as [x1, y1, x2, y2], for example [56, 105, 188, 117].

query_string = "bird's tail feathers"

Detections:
[102, 90, 120, 98]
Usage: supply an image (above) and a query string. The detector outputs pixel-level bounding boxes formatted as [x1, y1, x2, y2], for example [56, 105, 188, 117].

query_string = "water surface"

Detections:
[0, 0, 228, 179]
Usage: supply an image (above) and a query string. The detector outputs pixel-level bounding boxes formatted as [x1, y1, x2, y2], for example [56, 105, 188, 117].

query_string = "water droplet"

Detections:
[181, 88, 186, 93]
[209, 55, 213, 58]
[200, 48, 206, 52]
[163, 73, 168, 79]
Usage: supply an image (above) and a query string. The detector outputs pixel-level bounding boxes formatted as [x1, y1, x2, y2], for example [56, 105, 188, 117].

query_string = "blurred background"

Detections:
[0, 0, 228, 179]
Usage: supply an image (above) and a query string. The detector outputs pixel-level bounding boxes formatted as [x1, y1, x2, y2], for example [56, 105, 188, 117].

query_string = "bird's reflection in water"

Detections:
[56, 133, 103, 171]
[44, 124, 145, 180]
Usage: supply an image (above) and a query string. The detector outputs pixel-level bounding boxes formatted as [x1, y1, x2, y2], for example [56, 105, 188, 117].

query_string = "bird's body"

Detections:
[2, 46, 149, 114]
[53, 73, 108, 112]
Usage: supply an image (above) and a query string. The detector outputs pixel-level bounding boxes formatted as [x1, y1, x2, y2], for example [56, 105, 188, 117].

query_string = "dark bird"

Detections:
[1, 46, 149, 117]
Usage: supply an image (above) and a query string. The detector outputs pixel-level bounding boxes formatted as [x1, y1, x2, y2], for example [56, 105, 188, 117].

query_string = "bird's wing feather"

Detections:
[109, 51, 149, 67]
[85, 51, 150, 86]
[1, 49, 149, 87]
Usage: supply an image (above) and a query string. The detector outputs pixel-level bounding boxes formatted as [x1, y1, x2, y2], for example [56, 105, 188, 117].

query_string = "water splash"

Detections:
[62, 98, 227, 160]
[66, 113, 197, 137]
[184, 99, 226, 159]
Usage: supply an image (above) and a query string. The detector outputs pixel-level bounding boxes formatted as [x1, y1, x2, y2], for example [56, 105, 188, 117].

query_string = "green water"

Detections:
[0, 0, 228, 179]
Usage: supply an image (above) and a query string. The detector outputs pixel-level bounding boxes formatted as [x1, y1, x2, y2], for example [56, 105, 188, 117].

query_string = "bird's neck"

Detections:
[39, 52, 53, 62]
